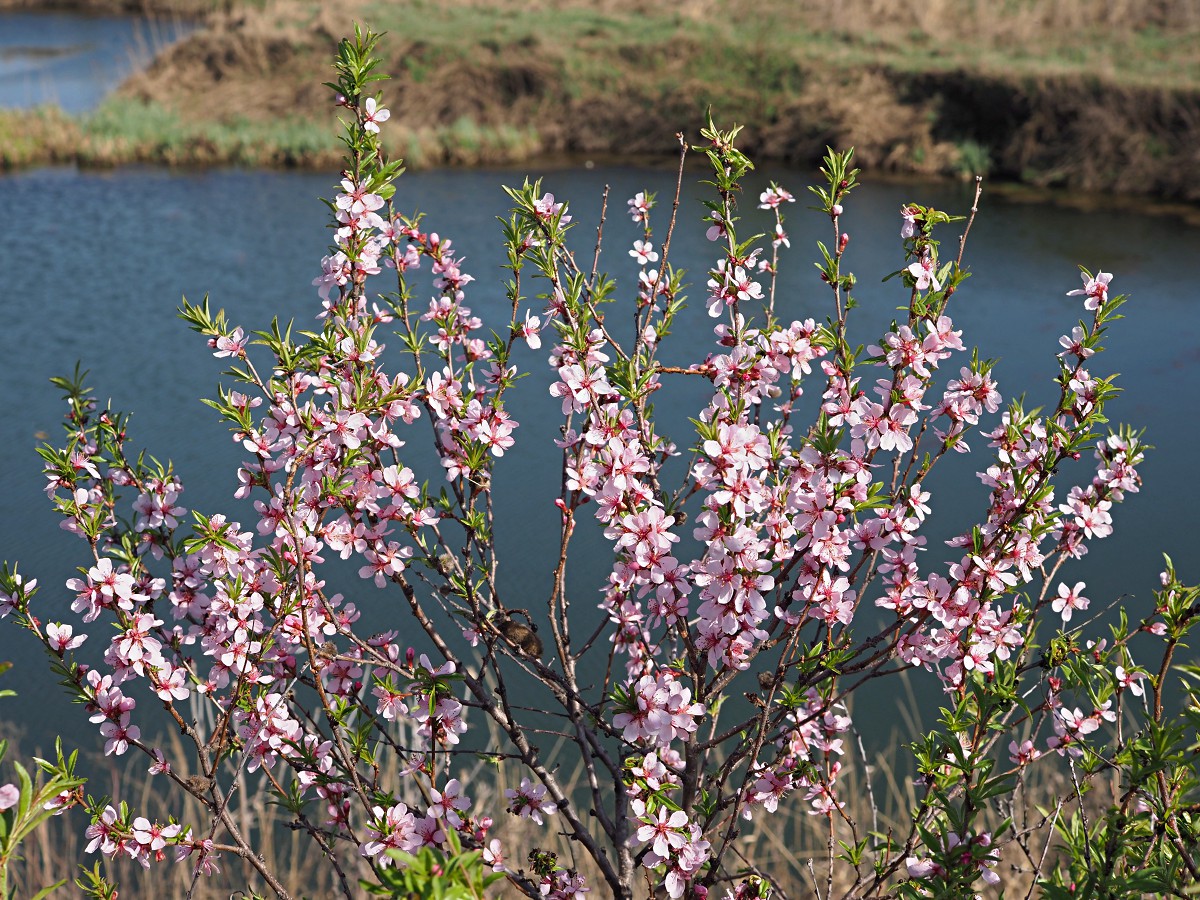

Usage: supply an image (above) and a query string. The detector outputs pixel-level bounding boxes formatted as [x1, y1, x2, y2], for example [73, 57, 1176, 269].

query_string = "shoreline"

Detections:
[10, 150, 1200, 231]
[0, 0, 215, 15]
[2, 0, 1199, 205]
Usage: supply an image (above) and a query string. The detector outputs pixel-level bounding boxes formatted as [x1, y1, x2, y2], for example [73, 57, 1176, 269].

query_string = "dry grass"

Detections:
[2, 721, 606, 899]
[1, 699, 1105, 900]
[2, 0, 1198, 200]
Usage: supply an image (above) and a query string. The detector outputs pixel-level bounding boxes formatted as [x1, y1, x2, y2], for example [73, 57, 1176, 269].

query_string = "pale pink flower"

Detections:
[533, 193, 570, 224]
[148, 748, 171, 776]
[362, 97, 390, 133]
[1052, 581, 1089, 622]
[483, 838, 507, 872]
[907, 255, 941, 292]
[1009, 739, 1038, 765]
[46, 622, 86, 653]
[84, 804, 120, 855]
[627, 192, 652, 223]
[360, 803, 421, 864]
[1115, 665, 1145, 696]
[706, 212, 726, 242]
[505, 777, 557, 824]
[639, 807, 690, 858]
[758, 185, 794, 209]
[1067, 269, 1112, 310]
[212, 327, 246, 358]
[427, 778, 471, 828]
[630, 240, 659, 266]
[517, 311, 542, 349]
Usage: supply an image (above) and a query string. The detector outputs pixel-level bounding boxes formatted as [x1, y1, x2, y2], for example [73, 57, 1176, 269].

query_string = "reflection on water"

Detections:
[0, 163, 1197, 753]
[0, 11, 191, 112]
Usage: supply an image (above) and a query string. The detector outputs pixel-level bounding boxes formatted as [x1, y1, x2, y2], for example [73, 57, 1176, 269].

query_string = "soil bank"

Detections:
[2, 0, 1198, 204]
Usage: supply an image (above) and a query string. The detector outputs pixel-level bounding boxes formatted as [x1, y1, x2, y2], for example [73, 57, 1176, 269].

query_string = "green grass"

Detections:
[347, 0, 1200, 91]
[3, 0, 1197, 194]
[1, 97, 537, 171]
[81, 97, 341, 166]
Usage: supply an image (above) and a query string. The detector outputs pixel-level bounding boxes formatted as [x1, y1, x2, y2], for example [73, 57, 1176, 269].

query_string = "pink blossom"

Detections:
[905, 856, 941, 879]
[84, 804, 121, 855]
[516, 311, 542, 349]
[362, 96, 390, 133]
[1115, 665, 1145, 696]
[427, 778, 471, 828]
[1009, 739, 1038, 765]
[335, 179, 384, 217]
[0, 573, 34, 619]
[907, 255, 942, 292]
[504, 777, 558, 824]
[483, 838, 507, 872]
[613, 670, 704, 745]
[758, 185, 794, 209]
[636, 806, 690, 858]
[1052, 581, 1089, 622]
[1067, 269, 1112, 310]
[533, 193, 570, 224]
[46, 621, 86, 652]
[627, 191, 652, 223]
[630, 239, 659, 266]
[360, 803, 421, 865]
[705, 212, 726, 242]
[147, 749, 171, 776]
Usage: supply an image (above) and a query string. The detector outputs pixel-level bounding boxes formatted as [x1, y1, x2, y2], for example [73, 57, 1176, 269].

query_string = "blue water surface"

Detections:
[1, 162, 1197, 754]
[0, 11, 190, 112]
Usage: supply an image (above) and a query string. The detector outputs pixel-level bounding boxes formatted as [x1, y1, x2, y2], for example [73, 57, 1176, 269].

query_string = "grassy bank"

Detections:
[3, 0, 1200, 201]
[0, 101, 541, 169]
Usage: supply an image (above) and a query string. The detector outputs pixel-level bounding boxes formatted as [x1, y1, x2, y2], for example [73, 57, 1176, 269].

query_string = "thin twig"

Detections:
[955, 176, 983, 268]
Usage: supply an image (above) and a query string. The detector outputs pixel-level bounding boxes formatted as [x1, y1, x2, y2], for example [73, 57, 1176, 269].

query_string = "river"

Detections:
[1, 159, 1198, 756]
[0, 9, 190, 112]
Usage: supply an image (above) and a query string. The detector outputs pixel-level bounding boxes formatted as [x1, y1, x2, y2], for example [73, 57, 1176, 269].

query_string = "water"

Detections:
[0, 11, 191, 112]
[1, 162, 1198, 756]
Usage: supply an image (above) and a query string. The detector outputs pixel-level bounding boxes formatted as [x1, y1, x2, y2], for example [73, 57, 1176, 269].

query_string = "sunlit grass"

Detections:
[3, 0, 1197, 187]
[347, 0, 1200, 91]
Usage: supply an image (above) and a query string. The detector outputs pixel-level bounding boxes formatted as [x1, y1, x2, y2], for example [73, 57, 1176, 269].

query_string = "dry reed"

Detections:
[2, 678, 1106, 899]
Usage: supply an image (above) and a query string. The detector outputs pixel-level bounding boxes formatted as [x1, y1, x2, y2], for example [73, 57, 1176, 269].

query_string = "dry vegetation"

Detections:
[1, 0, 1199, 198]
[3, 709, 1095, 900]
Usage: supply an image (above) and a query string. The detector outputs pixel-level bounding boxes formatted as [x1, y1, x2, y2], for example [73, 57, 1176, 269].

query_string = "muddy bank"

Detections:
[3, 1, 1197, 203]
[900, 71, 1200, 201]
[106, 20, 1200, 203]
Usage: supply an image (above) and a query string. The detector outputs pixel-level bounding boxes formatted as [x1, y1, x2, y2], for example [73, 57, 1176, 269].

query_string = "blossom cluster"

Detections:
[0, 36, 1168, 900]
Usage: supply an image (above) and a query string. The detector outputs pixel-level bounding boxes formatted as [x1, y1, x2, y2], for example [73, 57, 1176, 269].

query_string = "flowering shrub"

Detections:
[0, 667, 86, 900]
[2, 25, 1199, 900]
